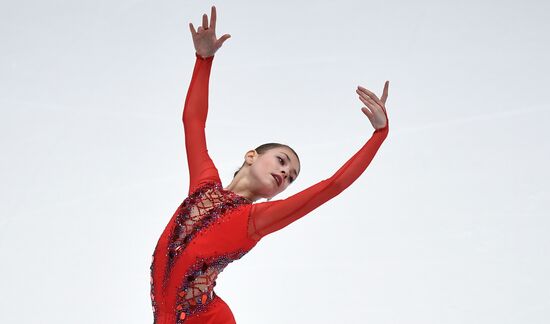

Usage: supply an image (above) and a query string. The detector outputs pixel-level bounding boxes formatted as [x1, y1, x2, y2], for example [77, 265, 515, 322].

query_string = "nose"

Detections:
[281, 170, 287, 180]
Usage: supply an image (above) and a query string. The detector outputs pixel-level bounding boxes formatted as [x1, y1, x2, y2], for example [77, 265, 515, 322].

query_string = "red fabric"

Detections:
[150, 52, 389, 323]
[181, 294, 237, 324]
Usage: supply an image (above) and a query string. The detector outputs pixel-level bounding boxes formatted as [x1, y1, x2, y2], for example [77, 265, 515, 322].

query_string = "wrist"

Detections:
[195, 52, 214, 60]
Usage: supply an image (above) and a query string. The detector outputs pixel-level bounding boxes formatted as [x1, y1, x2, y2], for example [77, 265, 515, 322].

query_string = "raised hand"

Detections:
[189, 5, 231, 58]
[356, 81, 390, 130]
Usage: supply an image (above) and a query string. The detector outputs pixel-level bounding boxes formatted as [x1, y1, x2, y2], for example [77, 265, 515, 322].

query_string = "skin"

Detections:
[224, 147, 301, 202]
[189, 5, 390, 202]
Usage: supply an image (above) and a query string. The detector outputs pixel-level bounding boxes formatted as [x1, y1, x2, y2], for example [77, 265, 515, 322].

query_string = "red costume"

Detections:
[150, 53, 389, 323]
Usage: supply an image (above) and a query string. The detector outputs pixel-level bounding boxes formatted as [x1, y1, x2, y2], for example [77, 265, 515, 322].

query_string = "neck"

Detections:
[224, 182, 259, 203]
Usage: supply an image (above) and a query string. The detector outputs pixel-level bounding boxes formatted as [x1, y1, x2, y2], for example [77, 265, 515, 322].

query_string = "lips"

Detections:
[271, 174, 282, 187]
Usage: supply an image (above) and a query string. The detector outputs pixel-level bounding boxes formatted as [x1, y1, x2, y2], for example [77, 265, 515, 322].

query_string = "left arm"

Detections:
[248, 82, 391, 240]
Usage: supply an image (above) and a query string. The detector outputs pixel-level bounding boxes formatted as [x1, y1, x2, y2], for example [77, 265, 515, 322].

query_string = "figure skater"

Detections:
[150, 5, 390, 323]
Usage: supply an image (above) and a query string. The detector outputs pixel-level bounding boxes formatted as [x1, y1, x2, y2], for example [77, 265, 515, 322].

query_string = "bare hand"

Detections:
[189, 5, 231, 58]
[356, 81, 389, 130]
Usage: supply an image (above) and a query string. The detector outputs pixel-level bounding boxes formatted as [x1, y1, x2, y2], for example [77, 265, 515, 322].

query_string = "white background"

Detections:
[1, 0, 549, 323]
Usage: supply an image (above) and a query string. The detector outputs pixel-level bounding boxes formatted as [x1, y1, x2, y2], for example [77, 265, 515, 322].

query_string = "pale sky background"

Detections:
[1, 0, 549, 323]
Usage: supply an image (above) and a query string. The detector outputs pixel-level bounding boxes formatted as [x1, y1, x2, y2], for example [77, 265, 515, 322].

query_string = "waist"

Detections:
[154, 291, 221, 323]
[155, 312, 176, 324]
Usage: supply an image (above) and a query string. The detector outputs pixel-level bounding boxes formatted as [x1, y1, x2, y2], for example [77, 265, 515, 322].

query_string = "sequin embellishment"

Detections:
[150, 181, 253, 323]
[173, 249, 250, 323]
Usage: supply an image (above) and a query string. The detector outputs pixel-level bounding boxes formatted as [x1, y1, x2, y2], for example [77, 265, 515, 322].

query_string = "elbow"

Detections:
[182, 111, 194, 125]
[324, 178, 345, 198]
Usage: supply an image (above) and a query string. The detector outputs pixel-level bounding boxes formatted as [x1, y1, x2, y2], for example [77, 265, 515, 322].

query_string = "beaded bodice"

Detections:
[150, 181, 253, 323]
[167, 181, 251, 262]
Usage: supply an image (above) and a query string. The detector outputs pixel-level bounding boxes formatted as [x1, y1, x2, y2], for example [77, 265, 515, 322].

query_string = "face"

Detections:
[246, 147, 300, 199]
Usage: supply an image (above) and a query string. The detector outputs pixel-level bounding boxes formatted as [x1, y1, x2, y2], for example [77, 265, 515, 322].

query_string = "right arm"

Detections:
[184, 5, 232, 195]
[183, 54, 220, 194]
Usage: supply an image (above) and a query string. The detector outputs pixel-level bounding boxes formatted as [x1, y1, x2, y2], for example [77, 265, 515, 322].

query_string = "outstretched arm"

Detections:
[249, 82, 391, 240]
[183, 6, 232, 194]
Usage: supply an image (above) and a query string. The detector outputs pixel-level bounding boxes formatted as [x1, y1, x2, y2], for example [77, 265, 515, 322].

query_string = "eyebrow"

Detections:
[280, 152, 298, 178]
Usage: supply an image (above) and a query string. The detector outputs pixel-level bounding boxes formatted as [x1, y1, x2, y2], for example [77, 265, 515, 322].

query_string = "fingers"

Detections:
[202, 13, 208, 29]
[195, 6, 217, 33]
[191, 6, 227, 46]
[357, 85, 385, 108]
[189, 22, 197, 36]
[380, 81, 389, 104]
[216, 34, 231, 48]
[357, 89, 383, 116]
[361, 107, 374, 120]
[357, 86, 388, 128]
[210, 5, 216, 30]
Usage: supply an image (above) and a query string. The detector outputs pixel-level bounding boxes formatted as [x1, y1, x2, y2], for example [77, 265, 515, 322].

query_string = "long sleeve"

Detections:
[249, 124, 389, 240]
[183, 52, 221, 195]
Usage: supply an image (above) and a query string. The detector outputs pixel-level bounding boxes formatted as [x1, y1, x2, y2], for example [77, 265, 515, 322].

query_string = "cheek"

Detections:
[251, 159, 272, 178]
[260, 158, 276, 171]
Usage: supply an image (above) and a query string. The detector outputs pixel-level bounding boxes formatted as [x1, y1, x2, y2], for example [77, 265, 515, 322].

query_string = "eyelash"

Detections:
[277, 156, 294, 183]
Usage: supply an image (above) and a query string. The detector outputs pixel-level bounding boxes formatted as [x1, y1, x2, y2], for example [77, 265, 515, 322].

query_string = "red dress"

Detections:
[150, 53, 389, 324]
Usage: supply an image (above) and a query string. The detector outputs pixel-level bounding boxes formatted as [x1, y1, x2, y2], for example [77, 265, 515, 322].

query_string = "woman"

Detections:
[150, 5, 390, 324]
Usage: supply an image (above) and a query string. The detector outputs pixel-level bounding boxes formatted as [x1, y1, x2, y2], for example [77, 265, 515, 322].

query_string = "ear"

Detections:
[244, 150, 257, 165]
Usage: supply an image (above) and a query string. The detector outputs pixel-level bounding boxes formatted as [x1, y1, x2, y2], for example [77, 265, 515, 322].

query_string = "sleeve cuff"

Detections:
[195, 52, 214, 60]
